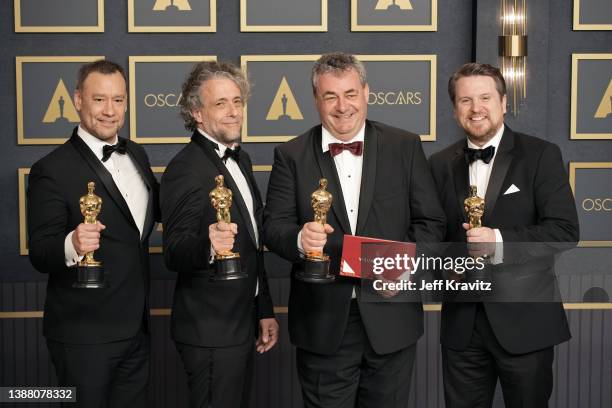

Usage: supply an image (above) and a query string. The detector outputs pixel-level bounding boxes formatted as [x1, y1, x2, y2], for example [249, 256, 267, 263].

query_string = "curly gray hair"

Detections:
[179, 61, 251, 131]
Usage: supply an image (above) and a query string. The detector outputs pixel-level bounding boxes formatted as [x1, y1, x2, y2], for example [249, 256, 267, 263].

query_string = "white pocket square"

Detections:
[503, 184, 520, 195]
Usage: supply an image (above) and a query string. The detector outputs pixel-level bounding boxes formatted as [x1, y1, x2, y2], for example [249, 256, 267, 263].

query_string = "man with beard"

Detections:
[429, 63, 579, 408]
[160, 60, 278, 408]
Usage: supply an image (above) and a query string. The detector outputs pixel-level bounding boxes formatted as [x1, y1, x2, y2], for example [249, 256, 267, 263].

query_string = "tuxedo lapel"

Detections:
[355, 121, 377, 235]
[483, 127, 515, 224]
[125, 140, 155, 241]
[311, 127, 352, 235]
[452, 142, 470, 224]
[192, 133, 258, 248]
[70, 131, 137, 229]
[237, 154, 264, 246]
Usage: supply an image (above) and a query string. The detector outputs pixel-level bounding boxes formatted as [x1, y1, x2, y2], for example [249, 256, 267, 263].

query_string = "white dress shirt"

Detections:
[298, 124, 366, 297]
[64, 126, 149, 266]
[467, 124, 504, 259]
[199, 130, 259, 295]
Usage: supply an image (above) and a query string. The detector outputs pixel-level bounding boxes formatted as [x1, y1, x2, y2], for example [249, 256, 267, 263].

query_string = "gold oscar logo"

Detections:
[266, 77, 304, 121]
[153, 0, 192, 11]
[582, 198, 612, 212]
[42, 79, 80, 123]
[594, 79, 612, 119]
[375, 0, 413, 11]
[368, 90, 422, 105]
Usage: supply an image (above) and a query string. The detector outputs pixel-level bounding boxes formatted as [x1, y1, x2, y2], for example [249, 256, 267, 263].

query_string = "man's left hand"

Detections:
[256, 318, 279, 354]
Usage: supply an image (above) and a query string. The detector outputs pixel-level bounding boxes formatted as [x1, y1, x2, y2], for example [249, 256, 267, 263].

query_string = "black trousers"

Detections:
[46, 330, 150, 408]
[442, 304, 554, 408]
[174, 337, 254, 408]
[297, 300, 416, 408]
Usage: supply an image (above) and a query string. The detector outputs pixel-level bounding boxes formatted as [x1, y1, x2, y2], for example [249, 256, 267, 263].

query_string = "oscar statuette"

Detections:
[464, 185, 485, 229]
[73, 182, 107, 288]
[463, 185, 491, 288]
[209, 175, 246, 281]
[297, 178, 335, 283]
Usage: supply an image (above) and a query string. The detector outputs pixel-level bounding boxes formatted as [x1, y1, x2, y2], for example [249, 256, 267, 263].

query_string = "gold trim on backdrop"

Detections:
[357, 54, 437, 141]
[573, 0, 612, 30]
[127, 0, 217, 33]
[569, 162, 612, 247]
[128, 56, 217, 144]
[2, 303, 611, 318]
[240, 0, 328, 32]
[16, 56, 104, 145]
[570, 53, 612, 139]
[241, 54, 436, 143]
[148, 165, 269, 254]
[19, 166, 170, 255]
[18, 168, 30, 256]
[350, 0, 438, 32]
[241, 55, 321, 143]
[14, 0, 105, 32]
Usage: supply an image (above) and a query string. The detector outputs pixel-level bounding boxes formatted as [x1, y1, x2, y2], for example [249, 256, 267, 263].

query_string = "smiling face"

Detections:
[192, 78, 244, 147]
[453, 75, 507, 146]
[74, 71, 127, 143]
[314, 69, 369, 141]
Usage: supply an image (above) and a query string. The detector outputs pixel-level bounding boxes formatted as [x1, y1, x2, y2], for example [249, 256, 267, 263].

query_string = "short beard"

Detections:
[211, 128, 241, 146]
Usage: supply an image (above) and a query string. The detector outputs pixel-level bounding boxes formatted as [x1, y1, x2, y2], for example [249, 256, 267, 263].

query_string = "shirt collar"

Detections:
[197, 128, 239, 157]
[321, 124, 366, 153]
[467, 124, 505, 151]
[77, 125, 118, 162]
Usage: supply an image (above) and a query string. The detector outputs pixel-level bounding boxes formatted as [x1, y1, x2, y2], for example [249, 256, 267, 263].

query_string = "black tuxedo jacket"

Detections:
[429, 126, 579, 354]
[28, 127, 160, 344]
[160, 132, 274, 348]
[263, 120, 446, 355]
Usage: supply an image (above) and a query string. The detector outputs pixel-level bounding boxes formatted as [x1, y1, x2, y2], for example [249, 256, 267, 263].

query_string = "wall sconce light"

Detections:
[499, 0, 527, 115]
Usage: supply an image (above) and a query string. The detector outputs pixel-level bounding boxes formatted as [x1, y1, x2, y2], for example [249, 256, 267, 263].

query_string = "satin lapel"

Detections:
[312, 127, 352, 234]
[192, 134, 258, 248]
[355, 122, 377, 235]
[484, 127, 515, 224]
[125, 140, 155, 241]
[238, 154, 264, 247]
[452, 143, 470, 224]
[70, 131, 137, 229]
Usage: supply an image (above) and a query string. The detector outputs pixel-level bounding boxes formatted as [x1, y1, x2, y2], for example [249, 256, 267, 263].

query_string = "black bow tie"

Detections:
[202, 136, 241, 164]
[221, 145, 241, 163]
[101, 138, 127, 162]
[464, 145, 495, 164]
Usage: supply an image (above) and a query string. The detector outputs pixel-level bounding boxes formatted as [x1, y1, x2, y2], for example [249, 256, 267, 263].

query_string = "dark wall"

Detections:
[1, 1, 611, 407]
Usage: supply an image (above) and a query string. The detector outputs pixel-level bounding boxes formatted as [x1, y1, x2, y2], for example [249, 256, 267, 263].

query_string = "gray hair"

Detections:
[311, 52, 367, 94]
[179, 60, 251, 131]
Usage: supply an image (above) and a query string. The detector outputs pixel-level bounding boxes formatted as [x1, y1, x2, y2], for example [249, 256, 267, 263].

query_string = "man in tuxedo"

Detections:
[263, 52, 446, 408]
[429, 63, 579, 408]
[160, 61, 278, 408]
[27, 60, 160, 407]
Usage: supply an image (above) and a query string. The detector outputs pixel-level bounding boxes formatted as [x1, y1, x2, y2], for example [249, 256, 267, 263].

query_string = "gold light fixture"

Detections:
[499, 0, 527, 115]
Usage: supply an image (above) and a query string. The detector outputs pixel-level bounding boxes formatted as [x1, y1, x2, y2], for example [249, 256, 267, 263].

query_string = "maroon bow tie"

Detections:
[328, 141, 363, 157]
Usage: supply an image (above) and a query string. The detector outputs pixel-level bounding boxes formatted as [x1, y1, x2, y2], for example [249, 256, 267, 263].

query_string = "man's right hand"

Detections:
[209, 222, 238, 254]
[300, 222, 334, 254]
[72, 222, 106, 256]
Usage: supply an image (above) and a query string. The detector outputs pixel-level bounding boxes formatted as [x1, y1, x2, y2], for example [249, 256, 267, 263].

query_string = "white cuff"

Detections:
[491, 229, 504, 264]
[209, 244, 216, 264]
[64, 231, 83, 267]
[297, 229, 305, 255]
